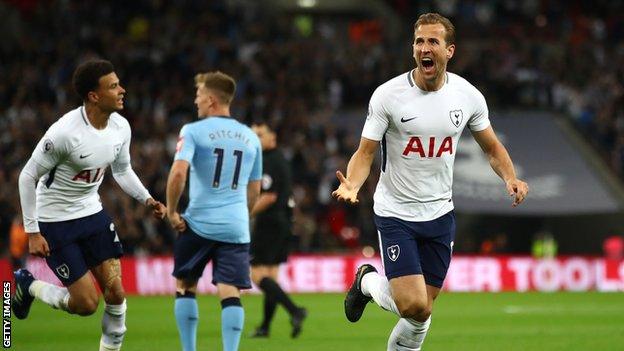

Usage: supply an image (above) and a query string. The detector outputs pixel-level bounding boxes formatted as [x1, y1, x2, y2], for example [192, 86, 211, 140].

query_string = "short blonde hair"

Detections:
[194, 71, 236, 105]
[414, 13, 456, 46]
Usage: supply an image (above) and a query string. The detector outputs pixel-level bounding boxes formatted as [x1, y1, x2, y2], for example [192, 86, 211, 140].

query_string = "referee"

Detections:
[249, 122, 307, 338]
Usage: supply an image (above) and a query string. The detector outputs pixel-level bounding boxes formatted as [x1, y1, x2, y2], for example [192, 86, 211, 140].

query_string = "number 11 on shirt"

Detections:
[213, 148, 243, 189]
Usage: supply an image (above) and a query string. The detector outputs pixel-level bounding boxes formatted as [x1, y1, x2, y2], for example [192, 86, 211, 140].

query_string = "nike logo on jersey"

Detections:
[79, 154, 92, 159]
[400, 116, 419, 123]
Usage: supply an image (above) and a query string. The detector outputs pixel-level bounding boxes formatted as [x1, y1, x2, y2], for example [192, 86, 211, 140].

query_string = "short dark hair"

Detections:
[414, 13, 456, 46]
[195, 71, 236, 105]
[72, 59, 115, 101]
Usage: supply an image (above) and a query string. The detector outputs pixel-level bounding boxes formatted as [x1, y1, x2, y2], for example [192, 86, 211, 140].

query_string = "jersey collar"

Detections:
[80, 105, 89, 126]
[407, 70, 449, 89]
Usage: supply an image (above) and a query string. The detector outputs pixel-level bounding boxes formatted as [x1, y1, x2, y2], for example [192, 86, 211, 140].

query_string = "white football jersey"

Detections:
[362, 70, 490, 221]
[30, 106, 142, 222]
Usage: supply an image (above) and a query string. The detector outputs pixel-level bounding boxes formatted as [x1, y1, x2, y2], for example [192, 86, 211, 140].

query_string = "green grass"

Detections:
[11, 292, 624, 350]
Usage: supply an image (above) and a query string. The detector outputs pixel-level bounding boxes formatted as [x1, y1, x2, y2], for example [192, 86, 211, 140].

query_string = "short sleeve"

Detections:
[361, 87, 389, 141]
[31, 124, 70, 169]
[468, 90, 490, 132]
[250, 138, 262, 181]
[174, 124, 195, 162]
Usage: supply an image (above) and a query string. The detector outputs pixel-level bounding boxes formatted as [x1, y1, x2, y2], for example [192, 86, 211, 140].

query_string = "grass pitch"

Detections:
[11, 292, 624, 350]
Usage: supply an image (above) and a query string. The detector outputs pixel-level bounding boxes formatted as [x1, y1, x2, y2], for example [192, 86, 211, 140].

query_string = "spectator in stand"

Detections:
[9, 213, 28, 270]
[532, 231, 558, 259]
[603, 235, 624, 260]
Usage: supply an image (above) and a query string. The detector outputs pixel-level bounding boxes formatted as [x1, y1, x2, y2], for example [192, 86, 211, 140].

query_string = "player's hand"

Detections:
[146, 198, 166, 220]
[506, 178, 529, 207]
[168, 212, 187, 232]
[28, 233, 50, 257]
[332, 171, 360, 204]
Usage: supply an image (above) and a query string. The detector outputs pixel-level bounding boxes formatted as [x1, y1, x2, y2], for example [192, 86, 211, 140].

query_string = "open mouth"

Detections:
[421, 57, 435, 73]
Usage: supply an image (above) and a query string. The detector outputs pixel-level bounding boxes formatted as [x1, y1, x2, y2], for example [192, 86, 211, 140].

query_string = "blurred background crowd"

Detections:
[1, 0, 623, 259]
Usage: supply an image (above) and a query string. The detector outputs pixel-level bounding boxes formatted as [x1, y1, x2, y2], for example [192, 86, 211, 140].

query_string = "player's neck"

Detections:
[204, 106, 231, 118]
[84, 104, 111, 130]
[413, 69, 446, 92]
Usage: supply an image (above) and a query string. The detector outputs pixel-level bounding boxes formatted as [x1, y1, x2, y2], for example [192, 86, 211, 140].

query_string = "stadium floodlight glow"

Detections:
[297, 0, 317, 8]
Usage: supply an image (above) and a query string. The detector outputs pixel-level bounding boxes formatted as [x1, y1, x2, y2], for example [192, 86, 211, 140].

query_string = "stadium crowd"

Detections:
[1, 0, 623, 256]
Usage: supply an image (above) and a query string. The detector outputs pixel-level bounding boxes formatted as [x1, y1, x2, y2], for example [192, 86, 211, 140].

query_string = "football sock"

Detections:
[260, 294, 277, 330]
[259, 277, 298, 315]
[387, 317, 431, 351]
[29, 280, 70, 312]
[221, 297, 244, 351]
[175, 291, 198, 351]
[100, 299, 127, 351]
[361, 272, 401, 316]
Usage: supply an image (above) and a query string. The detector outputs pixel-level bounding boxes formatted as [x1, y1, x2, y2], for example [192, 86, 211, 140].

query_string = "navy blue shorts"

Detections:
[374, 211, 456, 288]
[39, 210, 123, 286]
[172, 227, 251, 289]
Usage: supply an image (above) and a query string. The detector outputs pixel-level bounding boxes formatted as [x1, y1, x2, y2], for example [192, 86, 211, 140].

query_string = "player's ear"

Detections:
[87, 91, 99, 104]
[446, 43, 455, 60]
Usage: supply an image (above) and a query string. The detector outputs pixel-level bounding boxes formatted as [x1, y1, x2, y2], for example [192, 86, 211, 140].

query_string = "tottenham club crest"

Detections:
[387, 245, 400, 262]
[56, 263, 70, 279]
[449, 109, 463, 127]
[110, 223, 120, 242]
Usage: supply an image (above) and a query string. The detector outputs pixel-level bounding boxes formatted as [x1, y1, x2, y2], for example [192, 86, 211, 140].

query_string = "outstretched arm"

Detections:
[332, 137, 379, 204]
[111, 162, 165, 219]
[166, 160, 189, 231]
[471, 126, 529, 207]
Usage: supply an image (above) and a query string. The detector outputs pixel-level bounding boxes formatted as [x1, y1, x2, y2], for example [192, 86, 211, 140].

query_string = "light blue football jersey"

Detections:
[174, 116, 262, 243]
